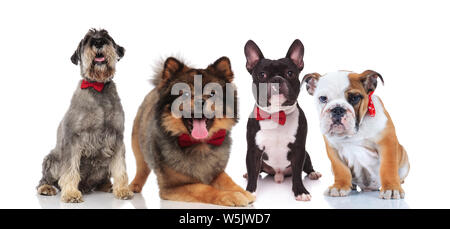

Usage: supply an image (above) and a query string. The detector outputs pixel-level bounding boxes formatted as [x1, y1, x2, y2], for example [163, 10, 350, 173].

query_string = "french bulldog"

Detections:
[244, 39, 321, 201]
[302, 70, 409, 199]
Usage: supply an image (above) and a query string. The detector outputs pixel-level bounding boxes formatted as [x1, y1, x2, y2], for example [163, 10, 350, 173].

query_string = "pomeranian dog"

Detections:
[129, 57, 255, 206]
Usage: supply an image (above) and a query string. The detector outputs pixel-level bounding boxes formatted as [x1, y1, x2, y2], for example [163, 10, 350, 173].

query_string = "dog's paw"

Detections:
[295, 193, 312, 201]
[61, 190, 83, 203]
[114, 187, 134, 200]
[324, 185, 351, 197]
[240, 190, 256, 204]
[379, 187, 405, 199]
[274, 173, 284, 183]
[129, 183, 144, 193]
[214, 191, 252, 207]
[307, 171, 322, 180]
[37, 184, 57, 196]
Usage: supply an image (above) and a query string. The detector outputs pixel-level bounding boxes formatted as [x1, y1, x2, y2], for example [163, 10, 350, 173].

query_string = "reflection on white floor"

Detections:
[37, 192, 149, 209]
[35, 173, 409, 209]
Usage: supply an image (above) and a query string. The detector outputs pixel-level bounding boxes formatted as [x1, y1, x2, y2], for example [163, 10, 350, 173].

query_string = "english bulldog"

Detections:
[302, 70, 409, 199]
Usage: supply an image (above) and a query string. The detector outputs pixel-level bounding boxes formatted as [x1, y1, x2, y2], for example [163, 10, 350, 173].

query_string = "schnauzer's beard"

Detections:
[80, 45, 117, 83]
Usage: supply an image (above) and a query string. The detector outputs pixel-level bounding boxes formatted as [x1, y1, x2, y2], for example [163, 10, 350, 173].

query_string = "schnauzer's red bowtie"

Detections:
[178, 129, 227, 148]
[81, 80, 105, 92]
[254, 107, 286, 125]
[368, 91, 376, 117]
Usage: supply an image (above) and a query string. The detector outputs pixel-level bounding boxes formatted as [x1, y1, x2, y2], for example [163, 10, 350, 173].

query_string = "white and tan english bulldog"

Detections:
[302, 70, 409, 199]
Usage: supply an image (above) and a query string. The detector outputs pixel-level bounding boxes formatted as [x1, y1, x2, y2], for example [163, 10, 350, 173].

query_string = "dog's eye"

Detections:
[209, 90, 216, 97]
[259, 72, 267, 79]
[319, 96, 328, 103]
[287, 71, 293, 77]
[348, 94, 362, 105]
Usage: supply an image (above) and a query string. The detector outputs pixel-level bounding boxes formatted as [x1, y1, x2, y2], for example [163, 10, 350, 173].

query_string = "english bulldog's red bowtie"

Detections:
[81, 80, 105, 92]
[254, 107, 286, 125]
[368, 91, 376, 117]
[178, 129, 227, 148]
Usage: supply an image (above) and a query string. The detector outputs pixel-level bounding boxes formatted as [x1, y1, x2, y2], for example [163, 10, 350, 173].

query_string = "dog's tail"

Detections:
[129, 91, 158, 193]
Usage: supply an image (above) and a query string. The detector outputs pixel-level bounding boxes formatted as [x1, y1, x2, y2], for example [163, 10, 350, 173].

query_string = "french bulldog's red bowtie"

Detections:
[178, 129, 227, 148]
[81, 80, 105, 92]
[368, 91, 376, 117]
[254, 107, 286, 125]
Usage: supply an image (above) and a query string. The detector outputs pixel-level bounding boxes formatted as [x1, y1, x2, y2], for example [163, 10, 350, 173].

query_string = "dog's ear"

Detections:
[286, 39, 304, 70]
[70, 41, 82, 65]
[301, 73, 321, 95]
[162, 57, 183, 81]
[244, 40, 264, 73]
[359, 70, 384, 93]
[116, 44, 125, 61]
[210, 56, 233, 82]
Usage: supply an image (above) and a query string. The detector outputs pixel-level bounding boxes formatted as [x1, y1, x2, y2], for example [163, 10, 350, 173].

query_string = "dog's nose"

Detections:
[270, 76, 284, 85]
[92, 38, 105, 49]
[193, 99, 205, 117]
[269, 76, 288, 95]
[331, 107, 346, 118]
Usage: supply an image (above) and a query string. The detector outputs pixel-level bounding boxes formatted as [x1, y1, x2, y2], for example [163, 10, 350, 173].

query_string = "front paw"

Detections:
[379, 186, 405, 199]
[293, 186, 311, 201]
[37, 184, 57, 196]
[61, 189, 83, 203]
[325, 184, 351, 197]
[240, 190, 256, 204]
[295, 193, 312, 201]
[213, 191, 252, 207]
[113, 187, 134, 200]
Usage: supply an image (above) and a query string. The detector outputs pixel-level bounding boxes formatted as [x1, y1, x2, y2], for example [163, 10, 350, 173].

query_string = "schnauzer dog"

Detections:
[37, 29, 133, 203]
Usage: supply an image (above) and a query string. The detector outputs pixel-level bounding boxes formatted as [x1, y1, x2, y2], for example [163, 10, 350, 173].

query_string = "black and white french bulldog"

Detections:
[244, 39, 321, 201]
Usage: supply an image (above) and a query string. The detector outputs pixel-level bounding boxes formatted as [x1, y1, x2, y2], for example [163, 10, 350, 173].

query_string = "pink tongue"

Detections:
[191, 119, 209, 140]
[95, 57, 105, 62]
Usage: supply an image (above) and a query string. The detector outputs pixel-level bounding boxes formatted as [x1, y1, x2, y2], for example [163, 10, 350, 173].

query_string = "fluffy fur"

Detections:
[37, 29, 133, 203]
[129, 57, 255, 206]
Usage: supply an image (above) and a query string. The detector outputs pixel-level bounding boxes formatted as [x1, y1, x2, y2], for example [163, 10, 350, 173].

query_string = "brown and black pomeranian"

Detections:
[129, 56, 255, 206]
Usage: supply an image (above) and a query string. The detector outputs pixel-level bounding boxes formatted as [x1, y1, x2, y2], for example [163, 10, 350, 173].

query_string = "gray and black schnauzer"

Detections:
[37, 29, 133, 203]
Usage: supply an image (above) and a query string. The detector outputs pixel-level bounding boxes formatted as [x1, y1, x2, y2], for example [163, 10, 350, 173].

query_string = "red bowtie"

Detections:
[368, 91, 376, 117]
[254, 107, 286, 125]
[178, 129, 227, 148]
[81, 80, 105, 92]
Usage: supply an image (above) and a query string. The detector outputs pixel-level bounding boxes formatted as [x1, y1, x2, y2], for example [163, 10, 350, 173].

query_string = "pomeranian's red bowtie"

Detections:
[254, 107, 286, 125]
[81, 80, 105, 92]
[178, 129, 227, 148]
[368, 91, 376, 117]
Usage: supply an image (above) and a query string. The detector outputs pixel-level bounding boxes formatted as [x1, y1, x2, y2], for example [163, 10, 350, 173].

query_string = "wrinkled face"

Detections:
[156, 57, 238, 141]
[71, 29, 125, 82]
[244, 40, 304, 112]
[303, 70, 383, 137]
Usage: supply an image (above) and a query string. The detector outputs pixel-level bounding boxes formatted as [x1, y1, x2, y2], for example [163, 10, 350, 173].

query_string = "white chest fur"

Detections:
[255, 106, 299, 172]
[326, 96, 388, 190]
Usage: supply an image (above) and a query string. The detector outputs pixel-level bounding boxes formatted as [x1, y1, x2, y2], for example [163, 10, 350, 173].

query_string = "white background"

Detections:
[0, 0, 449, 209]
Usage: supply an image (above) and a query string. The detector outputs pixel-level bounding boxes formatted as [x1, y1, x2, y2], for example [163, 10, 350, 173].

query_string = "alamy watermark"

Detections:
[170, 74, 280, 119]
